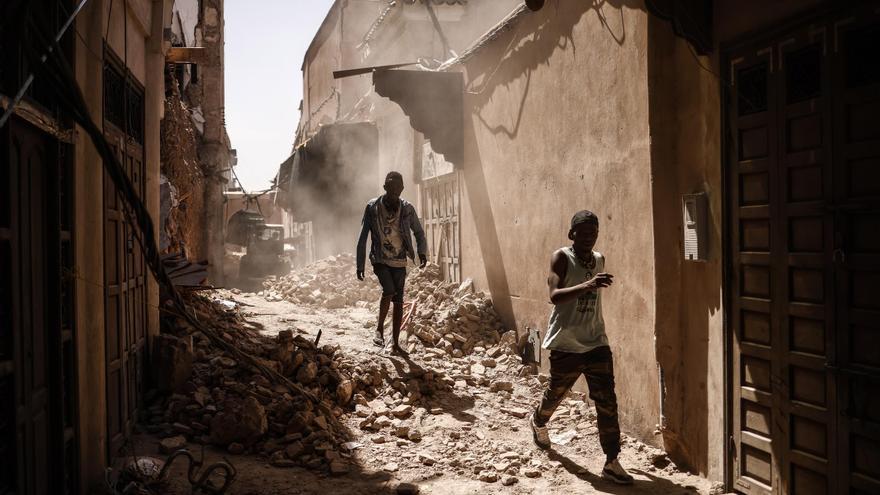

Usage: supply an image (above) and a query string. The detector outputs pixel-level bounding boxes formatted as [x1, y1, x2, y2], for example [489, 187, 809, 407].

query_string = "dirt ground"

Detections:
[138, 289, 719, 495]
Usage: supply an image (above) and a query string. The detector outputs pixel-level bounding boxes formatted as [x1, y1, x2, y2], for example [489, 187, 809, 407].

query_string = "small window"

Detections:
[737, 62, 768, 115]
[845, 25, 880, 88]
[786, 44, 822, 103]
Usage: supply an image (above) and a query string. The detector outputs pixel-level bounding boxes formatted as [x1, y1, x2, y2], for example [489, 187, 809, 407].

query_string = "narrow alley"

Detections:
[1, 1, 879, 495]
[141, 255, 715, 494]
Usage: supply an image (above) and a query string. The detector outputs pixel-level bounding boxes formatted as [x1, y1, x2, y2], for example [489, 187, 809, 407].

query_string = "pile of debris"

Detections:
[262, 254, 374, 308]
[402, 263, 506, 357]
[148, 291, 360, 474]
[265, 255, 510, 358]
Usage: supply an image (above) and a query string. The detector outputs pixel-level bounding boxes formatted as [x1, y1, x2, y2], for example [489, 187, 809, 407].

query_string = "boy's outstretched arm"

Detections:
[547, 250, 613, 305]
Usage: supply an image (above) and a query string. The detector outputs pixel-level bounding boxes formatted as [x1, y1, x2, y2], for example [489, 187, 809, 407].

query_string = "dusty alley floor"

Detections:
[144, 289, 718, 495]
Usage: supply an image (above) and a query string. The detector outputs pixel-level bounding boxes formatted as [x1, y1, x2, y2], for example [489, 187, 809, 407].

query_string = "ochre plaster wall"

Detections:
[646, 15, 724, 480]
[74, 3, 109, 491]
[74, 1, 169, 490]
[458, 0, 660, 443]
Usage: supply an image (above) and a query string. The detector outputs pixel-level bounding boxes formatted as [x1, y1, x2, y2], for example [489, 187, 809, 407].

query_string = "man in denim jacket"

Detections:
[356, 171, 427, 355]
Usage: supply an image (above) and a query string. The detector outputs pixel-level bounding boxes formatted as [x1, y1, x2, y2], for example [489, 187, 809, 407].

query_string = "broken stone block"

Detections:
[370, 400, 390, 417]
[159, 435, 187, 454]
[490, 381, 514, 392]
[288, 411, 315, 434]
[501, 476, 518, 486]
[478, 472, 499, 483]
[524, 468, 542, 478]
[329, 459, 350, 475]
[501, 406, 529, 419]
[172, 422, 193, 435]
[391, 404, 413, 418]
[336, 379, 353, 405]
[152, 335, 193, 393]
[281, 432, 303, 444]
[313, 415, 329, 430]
[383, 462, 399, 472]
[285, 441, 305, 459]
[296, 361, 318, 384]
[209, 396, 268, 446]
[270, 451, 296, 468]
[211, 356, 238, 368]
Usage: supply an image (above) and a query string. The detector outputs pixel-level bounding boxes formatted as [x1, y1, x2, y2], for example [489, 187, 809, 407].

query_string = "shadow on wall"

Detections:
[460, 0, 642, 326]
[647, 14, 722, 476]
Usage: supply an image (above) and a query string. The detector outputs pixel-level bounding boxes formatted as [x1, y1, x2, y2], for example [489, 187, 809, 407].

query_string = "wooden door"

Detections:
[728, 5, 880, 494]
[729, 40, 781, 494]
[5, 118, 53, 495]
[103, 55, 147, 459]
[103, 130, 147, 458]
[0, 110, 15, 495]
[830, 16, 880, 495]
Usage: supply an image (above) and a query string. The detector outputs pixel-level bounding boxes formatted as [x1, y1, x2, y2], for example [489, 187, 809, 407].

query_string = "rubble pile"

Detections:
[262, 254, 374, 308]
[265, 255, 511, 358]
[148, 292, 359, 474]
[403, 263, 507, 357]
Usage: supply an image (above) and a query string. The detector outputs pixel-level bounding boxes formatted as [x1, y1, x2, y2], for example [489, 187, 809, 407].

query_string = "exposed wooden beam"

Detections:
[165, 46, 206, 64]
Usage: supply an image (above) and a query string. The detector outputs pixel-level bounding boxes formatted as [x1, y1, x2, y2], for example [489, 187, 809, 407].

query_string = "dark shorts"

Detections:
[372, 263, 406, 303]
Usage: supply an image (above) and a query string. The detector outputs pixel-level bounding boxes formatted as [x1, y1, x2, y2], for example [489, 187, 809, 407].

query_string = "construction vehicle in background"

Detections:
[226, 208, 289, 285]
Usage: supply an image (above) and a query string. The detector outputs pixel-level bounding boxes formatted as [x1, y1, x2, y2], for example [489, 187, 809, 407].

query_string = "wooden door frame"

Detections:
[101, 46, 148, 461]
[1, 114, 79, 494]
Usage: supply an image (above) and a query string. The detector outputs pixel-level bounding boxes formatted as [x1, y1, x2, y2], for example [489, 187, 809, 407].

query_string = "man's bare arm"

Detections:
[547, 250, 613, 305]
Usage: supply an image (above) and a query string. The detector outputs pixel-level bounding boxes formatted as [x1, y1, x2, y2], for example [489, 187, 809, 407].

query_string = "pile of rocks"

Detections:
[403, 263, 507, 357]
[148, 292, 359, 474]
[265, 254, 513, 359]
[262, 254, 373, 308]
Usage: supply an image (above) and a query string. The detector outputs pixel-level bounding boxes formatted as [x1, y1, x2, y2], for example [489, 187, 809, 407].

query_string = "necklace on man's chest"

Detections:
[575, 252, 596, 271]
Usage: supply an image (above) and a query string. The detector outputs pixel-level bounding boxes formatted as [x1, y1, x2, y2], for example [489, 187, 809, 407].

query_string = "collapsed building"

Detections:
[281, 1, 880, 493]
[162, 0, 237, 283]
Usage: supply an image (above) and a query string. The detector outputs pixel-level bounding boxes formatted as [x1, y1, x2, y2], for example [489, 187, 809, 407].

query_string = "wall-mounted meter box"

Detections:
[682, 192, 708, 261]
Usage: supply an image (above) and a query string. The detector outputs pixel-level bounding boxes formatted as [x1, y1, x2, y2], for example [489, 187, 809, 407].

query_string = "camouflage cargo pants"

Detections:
[534, 345, 621, 459]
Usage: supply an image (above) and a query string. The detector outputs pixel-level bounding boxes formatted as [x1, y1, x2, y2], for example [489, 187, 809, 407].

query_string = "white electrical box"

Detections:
[682, 193, 708, 261]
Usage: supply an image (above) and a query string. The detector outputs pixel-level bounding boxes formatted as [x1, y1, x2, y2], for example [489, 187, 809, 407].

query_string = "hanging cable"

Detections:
[424, 0, 451, 58]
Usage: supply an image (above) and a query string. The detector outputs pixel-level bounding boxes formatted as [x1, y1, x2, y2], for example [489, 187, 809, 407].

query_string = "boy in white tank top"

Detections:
[530, 210, 633, 485]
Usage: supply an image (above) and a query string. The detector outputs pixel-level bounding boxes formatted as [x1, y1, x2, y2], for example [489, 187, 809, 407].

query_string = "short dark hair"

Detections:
[570, 210, 599, 229]
[385, 171, 403, 184]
